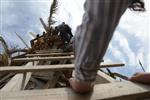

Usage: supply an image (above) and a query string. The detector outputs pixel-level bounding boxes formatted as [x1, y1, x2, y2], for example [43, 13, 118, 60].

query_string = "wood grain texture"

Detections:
[1, 62, 34, 91]
[0, 63, 124, 73]
[25, 52, 74, 57]
[12, 56, 74, 62]
[35, 49, 63, 53]
[1, 82, 150, 100]
[96, 71, 115, 83]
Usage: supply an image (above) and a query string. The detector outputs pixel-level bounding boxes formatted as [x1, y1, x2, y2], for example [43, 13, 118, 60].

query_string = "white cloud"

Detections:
[1, 0, 53, 48]
[119, 12, 148, 43]
[57, 0, 85, 33]
[115, 0, 150, 72]
[105, 43, 127, 64]
[1, 0, 149, 74]
[113, 31, 136, 66]
[104, 58, 113, 63]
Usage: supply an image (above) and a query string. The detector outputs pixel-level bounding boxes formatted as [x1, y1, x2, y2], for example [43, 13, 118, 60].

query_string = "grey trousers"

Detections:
[74, 0, 133, 82]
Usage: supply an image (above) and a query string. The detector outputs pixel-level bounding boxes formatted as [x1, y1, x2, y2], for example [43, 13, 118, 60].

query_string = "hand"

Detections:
[128, 72, 150, 85]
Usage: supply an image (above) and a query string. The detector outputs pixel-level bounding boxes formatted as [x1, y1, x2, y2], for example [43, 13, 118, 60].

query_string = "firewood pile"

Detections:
[0, 21, 74, 89]
[0, 16, 74, 91]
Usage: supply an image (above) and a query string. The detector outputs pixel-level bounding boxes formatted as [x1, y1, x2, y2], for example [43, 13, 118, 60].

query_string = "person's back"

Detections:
[57, 22, 71, 43]
[63, 24, 73, 40]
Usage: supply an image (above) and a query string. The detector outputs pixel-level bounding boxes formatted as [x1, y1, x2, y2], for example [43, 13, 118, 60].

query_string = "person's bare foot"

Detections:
[128, 72, 150, 84]
[69, 78, 94, 93]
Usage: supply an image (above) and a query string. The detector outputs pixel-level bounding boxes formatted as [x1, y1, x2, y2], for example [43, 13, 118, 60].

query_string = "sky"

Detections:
[0, 0, 150, 76]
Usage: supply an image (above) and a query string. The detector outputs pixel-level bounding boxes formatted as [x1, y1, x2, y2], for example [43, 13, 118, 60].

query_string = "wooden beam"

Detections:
[35, 49, 63, 53]
[0, 73, 14, 84]
[39, 17, 49, 33]
[1, 62, 34, 91]
[0, 63, 125, 74]
[12, 56, 74, 62]
[43, 71, 62, 89]
[1, 82, 150, 100]
[25, 52, 74, 57]
[95, 71, 115, 84]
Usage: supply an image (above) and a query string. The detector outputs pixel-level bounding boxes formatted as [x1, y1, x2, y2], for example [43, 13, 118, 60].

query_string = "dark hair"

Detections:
[36, 34, 40, 38]
[129, 0, 145, 12]
[62, 22, 65, 24]
[43, 32, 46, 35]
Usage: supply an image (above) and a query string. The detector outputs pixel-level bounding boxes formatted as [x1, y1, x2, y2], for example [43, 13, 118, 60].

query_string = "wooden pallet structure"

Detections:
[0, 50, 150, 100]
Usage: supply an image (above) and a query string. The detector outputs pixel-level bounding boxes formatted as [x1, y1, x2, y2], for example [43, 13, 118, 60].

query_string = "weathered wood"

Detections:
[95, 71, 115, 84]
[0, 73, 14, 84]
[113, 72, 128, 80]
[1, 62, 33, 91]
[29, 77, 45, 89]
[35, 49, 63, 54]
[43, 71, 62, 89]
[39, 17, 49, 33]
[0, 63, 124, 74]
[36, 49, 62, 52]
[25, 52, 74, 57]
[1, 82, 150, 100]
[21, 72, 27, 90]
[12, 56, 74, 62]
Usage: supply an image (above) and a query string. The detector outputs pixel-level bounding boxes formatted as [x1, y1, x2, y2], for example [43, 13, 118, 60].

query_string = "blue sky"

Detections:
[0, 0, 150, 76]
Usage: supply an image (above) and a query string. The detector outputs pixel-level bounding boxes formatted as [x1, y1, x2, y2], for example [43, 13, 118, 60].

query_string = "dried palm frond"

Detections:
[0, 36, 9, 66]
[15, 32, 30, 49]
[0, 36, 9, 54]
[1, 52, 9, 66]
[48, 0, 58, 26]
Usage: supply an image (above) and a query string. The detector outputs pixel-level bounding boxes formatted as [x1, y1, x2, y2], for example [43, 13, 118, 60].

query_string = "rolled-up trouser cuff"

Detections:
[73, 0, 131, 84]
[74, 63, 98, 83]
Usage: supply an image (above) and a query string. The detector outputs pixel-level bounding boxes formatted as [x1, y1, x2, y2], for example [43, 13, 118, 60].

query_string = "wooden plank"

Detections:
[0, 63, 125, 73]
[36, 49, 62, 52]
[12, 56, 74, 62]
[1, 82, 150, 100]
[0, 73, 14, 84]
[1, 62, 34, 91]
[25, 52, 74, 57]
[35, 49, 63, 53]
[39, 17, 49, 33]
[43, 71, 62, 89]
[95, 71, 115, 83]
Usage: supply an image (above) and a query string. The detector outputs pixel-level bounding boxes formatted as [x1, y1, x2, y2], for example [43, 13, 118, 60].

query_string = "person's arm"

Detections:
[65, 25, 73, 37]
[68, 27, 73, 37]
[69, 0, 133, 93]
[128, 72, 150, 85]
